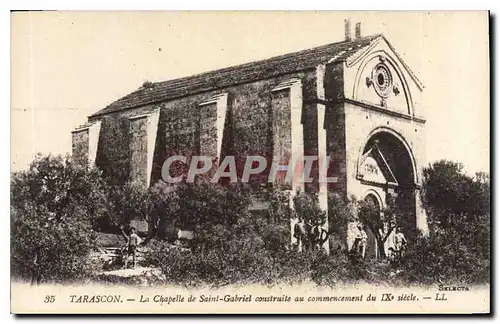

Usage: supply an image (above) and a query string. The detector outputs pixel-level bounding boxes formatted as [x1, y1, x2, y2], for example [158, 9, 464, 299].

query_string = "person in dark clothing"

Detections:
[293, 216, 308, 252]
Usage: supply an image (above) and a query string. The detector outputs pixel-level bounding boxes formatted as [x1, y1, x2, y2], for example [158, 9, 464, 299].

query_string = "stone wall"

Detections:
[129, 116, 148, 186]
[271, 88, 292, 187]
[323, 62, 349, 200]
[83, 69, 319, 193]
[199, 102, 218, 159]
[148, 70, 317, 188]
[94, 115, 131, 185]
[71, 128, 89, 166]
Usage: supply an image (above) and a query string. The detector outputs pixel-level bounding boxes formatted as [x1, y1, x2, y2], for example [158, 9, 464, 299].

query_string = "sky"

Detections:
[10, 11, 490, 175]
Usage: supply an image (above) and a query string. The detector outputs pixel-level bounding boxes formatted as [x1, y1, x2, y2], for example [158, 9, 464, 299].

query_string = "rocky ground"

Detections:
[93, 266, 166, 287]
[91, 232, 187, 286]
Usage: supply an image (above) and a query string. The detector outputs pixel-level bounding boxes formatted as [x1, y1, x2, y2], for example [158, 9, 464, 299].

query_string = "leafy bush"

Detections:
[144, 183, 392, 288]
[266, 188, 293, 225]
[12, 152, 490, 289]
[11, 155, 105, 284]
[148, 242, 295, 287]
[400, 213, 490, 285]
[293, 191, 326, 225]
[422, 160, 490, 228]
[146, 238, 394, 288]
[400, 160, 491, 286]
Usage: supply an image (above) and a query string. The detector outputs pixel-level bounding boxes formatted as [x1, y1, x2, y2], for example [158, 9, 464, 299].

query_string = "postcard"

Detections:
[10, 10, 490, 314]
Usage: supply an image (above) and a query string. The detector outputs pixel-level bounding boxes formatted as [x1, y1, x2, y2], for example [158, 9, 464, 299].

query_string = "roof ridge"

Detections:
[90, 34, 381, 117]
[152, 34, 381, 87]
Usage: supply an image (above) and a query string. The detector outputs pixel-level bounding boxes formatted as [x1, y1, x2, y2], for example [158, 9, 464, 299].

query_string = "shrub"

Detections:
[147, 241, 268, 287]
[260, 224, 290, 255]
[146, 216, 388, 288]
[11, 203, 99, 284]
[11, 155, 105, 284]
[400, 213, 490, 285]
[144, 193, 313, 288]
[405, 160, 491, 286]
[145, 183, 400, 288]
[147, 237, 395, 288]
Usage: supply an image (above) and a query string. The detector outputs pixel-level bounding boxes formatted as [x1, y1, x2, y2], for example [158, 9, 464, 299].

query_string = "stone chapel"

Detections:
[72, 20, 427, 257]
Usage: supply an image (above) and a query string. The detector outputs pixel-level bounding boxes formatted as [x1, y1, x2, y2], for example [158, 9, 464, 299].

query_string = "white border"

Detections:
[4, 3, 496, 322]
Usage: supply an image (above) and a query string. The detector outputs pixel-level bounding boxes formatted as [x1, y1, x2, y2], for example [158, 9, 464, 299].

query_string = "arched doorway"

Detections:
[358, 129, 418, 243]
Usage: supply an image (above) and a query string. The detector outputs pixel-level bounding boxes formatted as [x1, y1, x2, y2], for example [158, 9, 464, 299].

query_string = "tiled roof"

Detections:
[90, 35, 381, 117]
[71, 122, 92, 132]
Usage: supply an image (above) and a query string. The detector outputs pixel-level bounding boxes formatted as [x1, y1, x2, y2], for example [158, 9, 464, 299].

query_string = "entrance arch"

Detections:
[363, 193, 381, 259]
[357, 127, 418, 183]
[357, 128, 418, 235]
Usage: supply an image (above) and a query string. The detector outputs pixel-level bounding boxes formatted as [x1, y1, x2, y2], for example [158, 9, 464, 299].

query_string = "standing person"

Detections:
[358, 223, 368, 258]
[304, 217, 314, 251]
[393, 227, 407, 260]
[124, 227, 143, 269]
[293, 216, 307, 252]
[350, 222, 362, 256]
[310, 217, 322, 251]
[312, 216, 329, 251]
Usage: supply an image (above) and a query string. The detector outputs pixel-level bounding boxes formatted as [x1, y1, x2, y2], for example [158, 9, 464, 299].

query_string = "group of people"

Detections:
[293, 216, 329, 252]
[351, 222, 408, 261]
[121, 219, 408, 267]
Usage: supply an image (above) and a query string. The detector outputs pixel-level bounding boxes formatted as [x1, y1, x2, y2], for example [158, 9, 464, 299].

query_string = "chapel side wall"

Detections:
[88, 70, 318, 193]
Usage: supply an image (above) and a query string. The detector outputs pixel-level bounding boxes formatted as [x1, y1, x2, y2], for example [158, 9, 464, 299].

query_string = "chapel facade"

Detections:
[72, 20, 427, 257]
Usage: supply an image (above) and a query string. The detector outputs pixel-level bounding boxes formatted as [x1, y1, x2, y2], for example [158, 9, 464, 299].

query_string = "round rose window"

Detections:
[372, 63, 392, 98]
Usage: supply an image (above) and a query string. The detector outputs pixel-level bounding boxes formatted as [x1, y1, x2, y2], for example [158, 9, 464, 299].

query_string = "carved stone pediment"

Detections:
[357, 142, 398, 186]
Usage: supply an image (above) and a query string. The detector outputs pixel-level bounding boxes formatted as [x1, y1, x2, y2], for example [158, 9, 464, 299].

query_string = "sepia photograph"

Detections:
[10, 10, 490, 314]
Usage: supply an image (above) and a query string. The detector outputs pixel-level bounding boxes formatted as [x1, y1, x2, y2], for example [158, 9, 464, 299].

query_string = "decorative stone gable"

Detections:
[357, 142, 398, 187]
